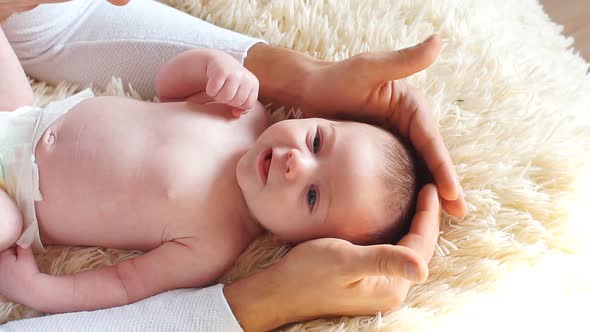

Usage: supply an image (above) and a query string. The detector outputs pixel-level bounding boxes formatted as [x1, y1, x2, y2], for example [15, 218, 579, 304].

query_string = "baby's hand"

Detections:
[203, 54, 259, 117]
[0, 246, 39, 303]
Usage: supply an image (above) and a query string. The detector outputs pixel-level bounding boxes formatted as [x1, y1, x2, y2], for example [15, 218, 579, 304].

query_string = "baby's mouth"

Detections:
[258, 148, 273, 185]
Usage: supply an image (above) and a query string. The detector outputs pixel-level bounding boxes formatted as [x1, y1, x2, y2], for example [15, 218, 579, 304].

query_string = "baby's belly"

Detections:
[33, 97, 227, 250]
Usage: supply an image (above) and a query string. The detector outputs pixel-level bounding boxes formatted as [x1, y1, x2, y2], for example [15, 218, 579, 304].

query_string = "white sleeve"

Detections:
[1, 284, 244, 332]
[1, 0, 266, 99]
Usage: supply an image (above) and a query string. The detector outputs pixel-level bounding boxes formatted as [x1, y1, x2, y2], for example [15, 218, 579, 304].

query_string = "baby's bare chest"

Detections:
[34, 97, 267, 249]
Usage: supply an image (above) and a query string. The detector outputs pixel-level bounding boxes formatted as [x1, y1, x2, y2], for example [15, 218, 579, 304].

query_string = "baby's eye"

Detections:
[307, 185, 318, 209]
[312, 128, 321, 154]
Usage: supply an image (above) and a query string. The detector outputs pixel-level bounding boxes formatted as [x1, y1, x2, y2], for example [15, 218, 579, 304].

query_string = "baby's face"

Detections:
[236, 118, 388, 244]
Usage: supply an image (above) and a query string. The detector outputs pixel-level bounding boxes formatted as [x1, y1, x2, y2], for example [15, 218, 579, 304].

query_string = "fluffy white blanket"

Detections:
[2, 0, 589, 331]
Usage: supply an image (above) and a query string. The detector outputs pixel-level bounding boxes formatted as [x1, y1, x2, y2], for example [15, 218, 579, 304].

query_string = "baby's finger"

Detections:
[16, 245, 33, 259]
[229, 84, 252, 109]
[0, 248, 16, 266]
[185, 91, 214, 104]
[0, 247, 16, 259]
[241, 86, 259, 110]
[205, 73, 226, 97]
[215, 75, 240, 103]
[231, 108, 245, 117]
[16, 246, 38, 271]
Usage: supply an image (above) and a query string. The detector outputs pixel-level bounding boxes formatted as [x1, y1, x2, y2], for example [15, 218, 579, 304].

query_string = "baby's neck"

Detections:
[236, 193, 265, 243]
[223, 151, 265, 247]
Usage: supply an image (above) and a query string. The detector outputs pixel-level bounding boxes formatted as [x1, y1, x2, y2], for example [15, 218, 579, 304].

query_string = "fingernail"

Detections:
[404, 262, 420, 282]
[423, 34, 438, 44]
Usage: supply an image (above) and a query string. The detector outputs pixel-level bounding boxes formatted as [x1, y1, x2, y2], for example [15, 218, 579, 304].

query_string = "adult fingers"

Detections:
[107, 0, 131, 5]
[358, 34, 441, 83]
[395, 85, 460, 202]
[353, 244, 427, 283]
[412, 123, 459, 202]
[397, 184, 441, 261]
[442, 189, 468, 218]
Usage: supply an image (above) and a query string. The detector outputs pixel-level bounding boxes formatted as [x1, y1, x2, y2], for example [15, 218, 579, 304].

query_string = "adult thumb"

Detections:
[358, 244, 428, 283]
[366, 34, 442, 81]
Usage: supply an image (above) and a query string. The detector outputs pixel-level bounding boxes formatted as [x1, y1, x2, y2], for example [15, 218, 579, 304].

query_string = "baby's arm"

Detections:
[0, 239, 230, 313]
[0, 27, 33, 111]
[155, 48, 259, 113]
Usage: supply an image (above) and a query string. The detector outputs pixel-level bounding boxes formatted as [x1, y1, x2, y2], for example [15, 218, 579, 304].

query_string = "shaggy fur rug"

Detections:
[2, 0, 590, 331]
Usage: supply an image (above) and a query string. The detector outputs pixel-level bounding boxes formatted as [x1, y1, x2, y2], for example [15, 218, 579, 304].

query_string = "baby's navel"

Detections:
[46, 133, 56, 145]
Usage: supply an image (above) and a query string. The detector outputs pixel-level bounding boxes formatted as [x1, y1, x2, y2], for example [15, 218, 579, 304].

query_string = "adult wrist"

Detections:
[223, 267, 294, 332]
[244, 43, 316, 110]
[1, 13, 12, 23]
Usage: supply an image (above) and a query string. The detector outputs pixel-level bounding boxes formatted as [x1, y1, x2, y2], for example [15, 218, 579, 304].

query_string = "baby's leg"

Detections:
[0, 189, 22, 251]
[0, 27, 33, 111]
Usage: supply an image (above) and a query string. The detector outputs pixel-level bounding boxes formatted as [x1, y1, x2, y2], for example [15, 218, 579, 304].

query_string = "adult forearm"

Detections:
[224, 267, 296, 332]
[244, 43, 317, 110]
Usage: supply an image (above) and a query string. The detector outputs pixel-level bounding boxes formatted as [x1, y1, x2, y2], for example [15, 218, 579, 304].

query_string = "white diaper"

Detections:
[0, 89, 94, 251]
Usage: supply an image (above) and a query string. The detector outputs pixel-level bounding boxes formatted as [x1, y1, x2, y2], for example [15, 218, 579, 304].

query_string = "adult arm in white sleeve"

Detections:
[0, 0, 266, 99]
[1, 285, 243, 332]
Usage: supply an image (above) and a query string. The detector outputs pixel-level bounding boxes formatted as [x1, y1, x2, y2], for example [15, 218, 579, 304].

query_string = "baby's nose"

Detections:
[284, 149, 311, 181]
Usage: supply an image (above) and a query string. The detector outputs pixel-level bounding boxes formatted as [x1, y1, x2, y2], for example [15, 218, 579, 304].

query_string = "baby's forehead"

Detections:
[321, 162, 388, 226]
[334, 121, 401, 163]
[321, 188, 387, 240]
[335, 119, 394, 142]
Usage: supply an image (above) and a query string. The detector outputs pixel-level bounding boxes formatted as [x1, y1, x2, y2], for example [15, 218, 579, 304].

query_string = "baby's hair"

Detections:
[363, 126, 430, 245]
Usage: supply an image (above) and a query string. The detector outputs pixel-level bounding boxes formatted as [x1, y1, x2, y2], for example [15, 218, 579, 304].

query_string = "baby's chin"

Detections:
[234, 151, 250, 192]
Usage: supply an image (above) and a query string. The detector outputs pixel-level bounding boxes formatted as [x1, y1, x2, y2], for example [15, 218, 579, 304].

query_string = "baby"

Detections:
[0, 28, 418, 313]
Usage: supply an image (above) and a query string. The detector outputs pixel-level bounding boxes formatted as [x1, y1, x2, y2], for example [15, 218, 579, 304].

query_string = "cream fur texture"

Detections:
[2, 0, 590, 331]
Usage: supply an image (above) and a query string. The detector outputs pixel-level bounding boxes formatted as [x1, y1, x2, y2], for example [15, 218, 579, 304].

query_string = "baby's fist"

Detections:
[0, 246, 39, 303]
[205, 55, 259, 115]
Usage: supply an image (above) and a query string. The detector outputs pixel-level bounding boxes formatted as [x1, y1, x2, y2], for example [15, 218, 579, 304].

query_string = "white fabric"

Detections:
[1, 284, 243, 332]
[1, 0, 266, 99]
[0, 89, 94, 251]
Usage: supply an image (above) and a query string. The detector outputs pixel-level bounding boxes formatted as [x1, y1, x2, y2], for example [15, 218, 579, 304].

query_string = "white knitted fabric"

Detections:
[1, 284, 242, 332]
[2, 0, 265, 99]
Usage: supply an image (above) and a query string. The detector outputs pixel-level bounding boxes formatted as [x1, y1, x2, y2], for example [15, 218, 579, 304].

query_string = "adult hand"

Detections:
[247, 36, 467, 218]
[0, 0, 130, 23]
[301, 35, 466, 217]
[225, 184, 441, 332]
